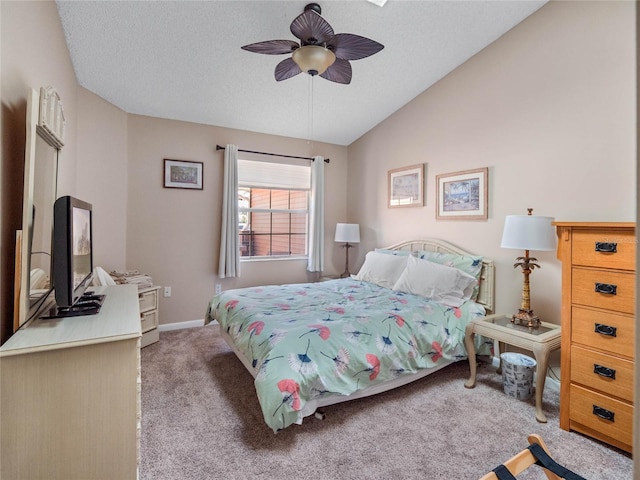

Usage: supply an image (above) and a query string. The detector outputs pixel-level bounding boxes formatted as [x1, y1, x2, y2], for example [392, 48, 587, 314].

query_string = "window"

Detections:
[238, 159, 310, 258]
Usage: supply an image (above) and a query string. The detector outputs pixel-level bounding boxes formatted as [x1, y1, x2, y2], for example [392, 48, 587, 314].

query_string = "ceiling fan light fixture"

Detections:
[242, 3, 383, 84]
[292, 45, 336, 76]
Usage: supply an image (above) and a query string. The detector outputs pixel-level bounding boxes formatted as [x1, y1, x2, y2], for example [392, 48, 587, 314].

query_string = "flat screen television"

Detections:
[47, 195, 103, 317]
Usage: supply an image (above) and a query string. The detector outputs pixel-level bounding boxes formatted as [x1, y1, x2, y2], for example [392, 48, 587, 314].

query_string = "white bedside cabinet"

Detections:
[139, 285, 161, 347]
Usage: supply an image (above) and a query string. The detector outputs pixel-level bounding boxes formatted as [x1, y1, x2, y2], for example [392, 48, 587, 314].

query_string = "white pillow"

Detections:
[353, 251, 409, 289]
[392, 256, 477, 307]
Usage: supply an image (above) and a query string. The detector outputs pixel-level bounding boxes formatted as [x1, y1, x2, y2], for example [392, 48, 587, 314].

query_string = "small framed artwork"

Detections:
[436, 167, 488, 220]
[388, 164, 424, 208]
[163, 159, 203, 190]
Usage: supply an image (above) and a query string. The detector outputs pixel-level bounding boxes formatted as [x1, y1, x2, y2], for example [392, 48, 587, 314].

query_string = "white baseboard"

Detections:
[545, 374, 560, 392]
[158, 319, 206, 332]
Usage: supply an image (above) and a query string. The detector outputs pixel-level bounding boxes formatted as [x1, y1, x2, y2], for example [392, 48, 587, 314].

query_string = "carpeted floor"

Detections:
[140, 324, 633, 479]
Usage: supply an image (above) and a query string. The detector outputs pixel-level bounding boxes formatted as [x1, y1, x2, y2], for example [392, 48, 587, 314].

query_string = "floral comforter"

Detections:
[205, 278, 488, 432]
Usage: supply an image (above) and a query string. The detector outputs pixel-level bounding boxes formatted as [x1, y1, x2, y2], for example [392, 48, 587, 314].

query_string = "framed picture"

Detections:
[436, 167, 488, 220]
[388, 164, 424, 208]
[163, 159, 203, 190]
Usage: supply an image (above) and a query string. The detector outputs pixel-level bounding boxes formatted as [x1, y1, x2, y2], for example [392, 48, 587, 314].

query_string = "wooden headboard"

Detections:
[385, 239, 495, 314]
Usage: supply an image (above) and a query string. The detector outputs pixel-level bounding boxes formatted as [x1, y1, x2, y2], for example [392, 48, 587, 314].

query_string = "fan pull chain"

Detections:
[307, 75, 314, 147]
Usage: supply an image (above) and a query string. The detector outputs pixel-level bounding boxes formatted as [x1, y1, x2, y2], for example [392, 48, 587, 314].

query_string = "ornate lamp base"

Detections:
[340, 242, 354, 278]
[511, 309, 540, 329]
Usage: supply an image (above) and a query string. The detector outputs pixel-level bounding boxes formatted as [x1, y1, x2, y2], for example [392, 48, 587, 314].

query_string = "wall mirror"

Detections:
[15, 87, 64, 329]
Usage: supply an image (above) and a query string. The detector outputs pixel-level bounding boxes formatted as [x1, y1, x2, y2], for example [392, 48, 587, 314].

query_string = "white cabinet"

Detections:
[139, 285, 161, 347]
[0, 285, 141, 479]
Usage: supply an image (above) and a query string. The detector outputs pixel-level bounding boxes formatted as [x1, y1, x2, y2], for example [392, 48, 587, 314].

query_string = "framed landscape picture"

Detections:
[388, 164, 424, 208]
[436, 167, 488, 220]
[163, 159, 203, 190]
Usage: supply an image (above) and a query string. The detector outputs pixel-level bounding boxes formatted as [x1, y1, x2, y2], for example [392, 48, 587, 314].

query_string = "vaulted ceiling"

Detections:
[56, 1, 547, 146]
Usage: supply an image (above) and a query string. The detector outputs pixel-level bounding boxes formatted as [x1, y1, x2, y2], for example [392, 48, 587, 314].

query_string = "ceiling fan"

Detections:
[241, 3, 384, 85]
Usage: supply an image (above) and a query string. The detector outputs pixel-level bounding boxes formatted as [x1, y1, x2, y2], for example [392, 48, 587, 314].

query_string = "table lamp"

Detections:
[500, 208, 556, 328]
[335, 223, 360, 278]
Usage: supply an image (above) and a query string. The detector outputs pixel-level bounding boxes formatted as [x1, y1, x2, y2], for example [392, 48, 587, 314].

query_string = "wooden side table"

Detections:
[318, 275, 341, 282]
[464, 314, 561, 423]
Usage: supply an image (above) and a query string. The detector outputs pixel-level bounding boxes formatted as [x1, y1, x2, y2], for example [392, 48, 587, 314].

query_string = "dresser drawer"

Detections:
[571, 306, 634, 358]
[139, 289, 158, 313]
[572, 267, 635, 314]
[141, 309, 158, 333]
[570, 345, 633, 402]
[569, 384, 633, 448]
[571, 229, 636, 271]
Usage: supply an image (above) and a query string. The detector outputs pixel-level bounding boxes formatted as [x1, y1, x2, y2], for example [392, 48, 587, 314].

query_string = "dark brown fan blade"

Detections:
[241, 40, 299, 55]
[274, 57, 302, 81]
[290, 9, 334, 46]
[327, 34, 384, 61]
[319, 58, 352, 84]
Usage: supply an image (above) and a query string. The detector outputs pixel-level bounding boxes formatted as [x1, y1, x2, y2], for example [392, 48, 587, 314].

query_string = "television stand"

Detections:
[0, 285, 140, 478]
[40, 292, 106, 319]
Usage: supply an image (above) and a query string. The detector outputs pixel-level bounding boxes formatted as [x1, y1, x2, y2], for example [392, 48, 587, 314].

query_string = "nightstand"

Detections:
[319, 275, 341, 282]
[139, 286, 161, 347]
[464, 314, 561, 423]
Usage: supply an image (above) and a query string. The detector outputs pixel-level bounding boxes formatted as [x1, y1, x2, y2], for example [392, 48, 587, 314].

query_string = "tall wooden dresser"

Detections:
[555, 222, 636, 453]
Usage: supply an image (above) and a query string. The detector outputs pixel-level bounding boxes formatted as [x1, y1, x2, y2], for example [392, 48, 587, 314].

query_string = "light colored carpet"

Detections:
[140, 324, 632, 479]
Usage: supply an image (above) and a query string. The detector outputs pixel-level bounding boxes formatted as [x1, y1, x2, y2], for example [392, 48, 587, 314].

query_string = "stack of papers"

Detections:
[109, 270, 153, 290]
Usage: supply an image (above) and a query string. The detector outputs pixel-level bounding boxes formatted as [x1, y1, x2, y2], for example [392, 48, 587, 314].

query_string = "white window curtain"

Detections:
[219, 144, 239, 278]
[307, 155, 325, 272]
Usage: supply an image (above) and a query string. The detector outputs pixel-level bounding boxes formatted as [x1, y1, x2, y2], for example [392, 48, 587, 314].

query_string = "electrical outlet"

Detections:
[215, 284, 222, 294]
[164, 286, 171, 297]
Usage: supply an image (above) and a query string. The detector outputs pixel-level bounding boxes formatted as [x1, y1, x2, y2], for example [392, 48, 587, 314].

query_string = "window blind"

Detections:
[238, 159, 310, 190]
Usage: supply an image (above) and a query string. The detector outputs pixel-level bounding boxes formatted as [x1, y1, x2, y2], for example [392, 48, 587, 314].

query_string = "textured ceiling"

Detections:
[56, 0, 547, 146]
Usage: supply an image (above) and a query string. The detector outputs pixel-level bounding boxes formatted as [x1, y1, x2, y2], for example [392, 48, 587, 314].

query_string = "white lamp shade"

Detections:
[500, 215, 556, 251]
[335, 223, 360, 243]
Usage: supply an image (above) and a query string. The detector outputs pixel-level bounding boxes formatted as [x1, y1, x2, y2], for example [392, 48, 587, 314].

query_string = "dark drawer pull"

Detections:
[594, 242, 617, 253]
[592, 405, 615, 422]
[593, 364, 616, 379]
[594, 323, 617, 337]
[594, 282, 617, 295]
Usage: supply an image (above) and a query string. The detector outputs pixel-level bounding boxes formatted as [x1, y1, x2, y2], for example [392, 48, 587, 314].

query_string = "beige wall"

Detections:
[1, 0, 635, 331]
[126, 115, 348, 324]
[347, 0, 636, 325]
[1, 0, 78, 342]
[75, 87, 128, 271]
[2, 0, 638, 465]
[1, 1, 348, 331]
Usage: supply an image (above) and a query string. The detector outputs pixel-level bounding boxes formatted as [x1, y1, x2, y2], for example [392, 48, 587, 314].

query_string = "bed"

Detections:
[205, 239, 495, 432]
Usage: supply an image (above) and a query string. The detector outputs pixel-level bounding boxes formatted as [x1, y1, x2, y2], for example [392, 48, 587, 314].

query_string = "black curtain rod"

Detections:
[216, 144, 330, 163]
